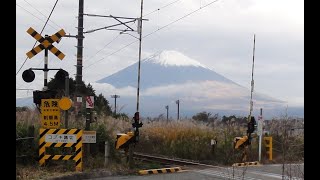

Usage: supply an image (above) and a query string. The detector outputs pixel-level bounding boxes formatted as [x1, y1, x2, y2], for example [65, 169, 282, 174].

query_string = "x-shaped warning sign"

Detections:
[26, 27, 66, 60]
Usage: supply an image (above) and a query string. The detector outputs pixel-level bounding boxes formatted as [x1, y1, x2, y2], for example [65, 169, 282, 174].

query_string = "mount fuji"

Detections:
[97, 51, 236, 89]
[95, 50, 291, 119]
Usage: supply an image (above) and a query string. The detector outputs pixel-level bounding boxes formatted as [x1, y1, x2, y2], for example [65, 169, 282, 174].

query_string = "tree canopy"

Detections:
[47, 74, 112, 116]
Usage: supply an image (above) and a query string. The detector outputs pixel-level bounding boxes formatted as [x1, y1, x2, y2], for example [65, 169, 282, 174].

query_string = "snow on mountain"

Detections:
[144, 50, 208, 68]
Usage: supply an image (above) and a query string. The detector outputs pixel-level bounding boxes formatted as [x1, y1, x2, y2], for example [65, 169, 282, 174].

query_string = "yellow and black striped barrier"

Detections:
[39, 128, 83, 171]
[139, 167, 182, 175]
[232, 161, 260, 167]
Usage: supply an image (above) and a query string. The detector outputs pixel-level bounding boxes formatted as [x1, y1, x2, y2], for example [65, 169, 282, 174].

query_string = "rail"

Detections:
[133, 152, 225, 169]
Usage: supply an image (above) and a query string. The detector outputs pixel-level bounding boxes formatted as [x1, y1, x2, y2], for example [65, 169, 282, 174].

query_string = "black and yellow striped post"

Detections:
[232, 161, 261, 167]
[39, 128, 83, 171]
[139, 167, 182, 175]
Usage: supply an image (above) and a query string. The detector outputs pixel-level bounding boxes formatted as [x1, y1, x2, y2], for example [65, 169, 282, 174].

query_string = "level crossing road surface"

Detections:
[88, 163, 304, 180]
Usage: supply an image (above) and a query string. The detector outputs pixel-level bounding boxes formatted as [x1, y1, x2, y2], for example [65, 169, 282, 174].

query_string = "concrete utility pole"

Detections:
[176, 100, 180, 120]
[111, 94, 120, 115]
[165, 105, 169, 122]
[75, 0, 84, 96]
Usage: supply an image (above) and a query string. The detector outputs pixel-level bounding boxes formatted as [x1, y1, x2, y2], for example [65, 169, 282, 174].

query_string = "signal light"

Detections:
[247, 116, 256, 134]
[22, 69, 35, 83]
[132, 112, 143, 128]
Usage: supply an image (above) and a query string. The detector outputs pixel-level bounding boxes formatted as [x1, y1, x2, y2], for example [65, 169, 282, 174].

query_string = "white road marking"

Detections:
[196, 169, 261, 180]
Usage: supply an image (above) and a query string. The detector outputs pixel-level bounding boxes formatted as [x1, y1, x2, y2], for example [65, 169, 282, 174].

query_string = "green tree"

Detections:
[192, 111, 211, 122]
[47, 75, 112, 116]
[94, 93, 112, 116]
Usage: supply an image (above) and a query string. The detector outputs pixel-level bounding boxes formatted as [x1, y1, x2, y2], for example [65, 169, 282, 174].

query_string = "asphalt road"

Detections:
[88, 163, 304, 180]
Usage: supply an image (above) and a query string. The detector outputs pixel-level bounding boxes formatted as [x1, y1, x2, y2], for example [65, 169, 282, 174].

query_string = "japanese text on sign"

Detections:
[41, 99, 61, 129]
[45, 134, 77, 143]
[83, 131, 96, 143]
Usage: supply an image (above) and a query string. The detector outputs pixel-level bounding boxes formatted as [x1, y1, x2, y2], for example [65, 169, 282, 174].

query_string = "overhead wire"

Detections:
[143, 0, 181, 17]
[22, 0, 63, 30]
[16, 0, 60, 76]
[82, 0, 220, 73]
[82, 0, 182, 67]
[16, 3, 58, 30]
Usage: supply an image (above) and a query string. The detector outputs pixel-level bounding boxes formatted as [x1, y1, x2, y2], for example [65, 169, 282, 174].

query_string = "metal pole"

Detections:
[248, 34, 255, 120]
[258, 108, 263, 162]
[85, 107, 91, 156]
[130, 0, 144, 169]
[65, 73, 69, 129]
[43, 35, 49, 91]
[136, 0, 143, 113]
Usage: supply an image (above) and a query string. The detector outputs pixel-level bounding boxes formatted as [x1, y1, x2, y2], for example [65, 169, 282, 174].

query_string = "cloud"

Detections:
[143, 80, 247, 98]
[91, 82, 136, 97]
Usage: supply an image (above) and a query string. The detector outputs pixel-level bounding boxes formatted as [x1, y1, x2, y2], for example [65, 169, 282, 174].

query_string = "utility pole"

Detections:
[75, 0, 84, 97]
[248, 34, 255, 120]
[111, 94, 120, 115]
[71, 0, 148, 118]
[129, 0, 144, 169]
[165, 105, 169, 122]
[176, 100, 180, 120]
[258, 108, 263, 162]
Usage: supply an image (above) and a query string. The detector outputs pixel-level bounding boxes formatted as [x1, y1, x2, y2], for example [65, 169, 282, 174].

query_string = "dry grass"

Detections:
[16, 164, 76, 180]
[16, 109, 304, 179]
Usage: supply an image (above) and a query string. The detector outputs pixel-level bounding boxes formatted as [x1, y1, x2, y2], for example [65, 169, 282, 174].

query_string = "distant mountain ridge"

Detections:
[97, 50, 238, 88]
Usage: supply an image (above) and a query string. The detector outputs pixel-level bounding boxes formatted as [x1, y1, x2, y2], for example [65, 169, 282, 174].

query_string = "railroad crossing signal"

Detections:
[26, 27, 66, 60]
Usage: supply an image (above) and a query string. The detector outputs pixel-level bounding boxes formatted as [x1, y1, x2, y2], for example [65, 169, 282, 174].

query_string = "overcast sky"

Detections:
[16, 0, 304, 107]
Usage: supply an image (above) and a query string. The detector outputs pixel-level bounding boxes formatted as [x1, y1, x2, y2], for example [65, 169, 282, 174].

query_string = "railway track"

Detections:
[132, 152, 224, 169]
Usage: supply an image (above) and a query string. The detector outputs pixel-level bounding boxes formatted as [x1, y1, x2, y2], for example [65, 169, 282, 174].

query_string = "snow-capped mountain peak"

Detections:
[144, 50, 207, 68]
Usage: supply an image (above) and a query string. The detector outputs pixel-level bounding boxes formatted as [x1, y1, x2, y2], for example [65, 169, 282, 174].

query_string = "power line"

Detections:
[144, 0, 220, 38]
[83, 34, 121, 66]
[16, 3, 58, 30]
[82, 0, 220, 72]
[83, 40, 137, 71]
[22, 0, 63, 30]
[16, 0, 60, 76]
[143, 0, 181, 17]
[82, 0, 182, 68]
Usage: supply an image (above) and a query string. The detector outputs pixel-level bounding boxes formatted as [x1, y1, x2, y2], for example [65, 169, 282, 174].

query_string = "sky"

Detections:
[16, 0, 304, 108]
